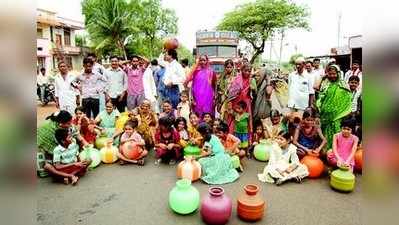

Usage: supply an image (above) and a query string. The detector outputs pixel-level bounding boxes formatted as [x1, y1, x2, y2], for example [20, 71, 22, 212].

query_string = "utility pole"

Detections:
[269, 38, 273, 63]
[278, 29, 285, 68]
[337, 11, 342, 47]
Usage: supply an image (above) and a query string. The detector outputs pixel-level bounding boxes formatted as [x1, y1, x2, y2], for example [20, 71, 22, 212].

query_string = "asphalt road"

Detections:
[37, 104, 362, 225]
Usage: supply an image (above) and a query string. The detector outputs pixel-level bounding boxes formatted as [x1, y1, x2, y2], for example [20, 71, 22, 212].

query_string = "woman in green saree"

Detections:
[316, 65, 352, 151]
[216, 59, 236, 118]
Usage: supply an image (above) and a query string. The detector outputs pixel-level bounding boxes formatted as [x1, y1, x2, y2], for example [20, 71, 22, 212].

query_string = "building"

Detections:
[306, 35, 362, 73]
[36, 8, 86, 74]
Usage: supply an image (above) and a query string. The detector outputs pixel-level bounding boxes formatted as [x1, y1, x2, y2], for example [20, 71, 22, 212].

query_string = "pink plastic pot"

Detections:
[200, 187, 232, 225]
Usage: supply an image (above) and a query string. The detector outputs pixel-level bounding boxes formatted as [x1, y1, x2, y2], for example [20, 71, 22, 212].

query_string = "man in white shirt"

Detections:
[312, 58, 324, 79]
[88, 53, 107, 111]
[163, 49, 186, 108]
[344, 61, 362, 90]
[305, 60, 318, 92]
[287, 57, 315, 114]
[37, 67, 49, 103]
[54, 61, 80, 114]
[105, 56, 128, 113]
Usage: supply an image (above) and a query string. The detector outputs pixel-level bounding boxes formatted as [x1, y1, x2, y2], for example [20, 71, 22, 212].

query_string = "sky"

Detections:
[37, 0, 363, 61]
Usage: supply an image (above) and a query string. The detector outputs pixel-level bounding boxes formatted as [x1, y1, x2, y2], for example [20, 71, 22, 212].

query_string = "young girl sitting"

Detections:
[187, 112, 203, 147]
[95, 100, 120, 138]
[327, 117, 359, 172]
[293, 108, 327, 159]
[262, 110, 284, 140]
[234, 101, 250, 151]
[212, 118, 222, 134]
[154, 116, 181, 165]
[117, 119, 148, 165]
[177, 90, 191, 122]
[72, 106, 86, 129]
[258, 131, 309, 185]
[80, 118, 102, 145]
[197, 123, 239, 185]
[175, 117, 189, 147]
[215, 122, 245, 171]
[159, 100, 178, 119]
[52, 128, 90, 185]
[249, 119, 268, 159]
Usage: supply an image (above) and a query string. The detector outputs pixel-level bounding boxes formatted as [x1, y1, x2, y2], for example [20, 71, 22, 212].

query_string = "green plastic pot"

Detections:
[183, 144, 201, 157]
[330, 166, 355, 192]
[169, 179, 200, 214]
[79, 145, 101, 169]
[95, 134, 109, 150]
[254, 140, 271, 162]
[231, 155, 240, 169]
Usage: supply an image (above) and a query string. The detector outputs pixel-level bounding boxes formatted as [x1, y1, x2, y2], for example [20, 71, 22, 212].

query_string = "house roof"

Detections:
[36, 8, 84, 30]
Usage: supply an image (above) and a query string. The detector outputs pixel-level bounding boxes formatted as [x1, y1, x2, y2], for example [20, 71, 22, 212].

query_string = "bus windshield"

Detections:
[197, 45, 236, 58]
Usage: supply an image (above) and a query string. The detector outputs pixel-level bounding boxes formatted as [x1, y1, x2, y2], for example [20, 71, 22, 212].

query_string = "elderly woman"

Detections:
[253, 68, 273, 121]
[135, 99, 158, 149]
[316, 64, 352, 149]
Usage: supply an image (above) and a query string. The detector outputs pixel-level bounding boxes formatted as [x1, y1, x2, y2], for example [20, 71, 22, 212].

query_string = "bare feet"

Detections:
[71, 175, 79, 185]
[63, 177, 70, 185]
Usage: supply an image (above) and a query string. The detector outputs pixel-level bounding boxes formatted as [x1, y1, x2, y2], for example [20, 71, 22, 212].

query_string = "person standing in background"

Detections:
[287, 57, 314, 114]
[37, 67, 48, 103]
[125, 56, 146, 111]
[305, 60, 318, 93]
[87, 53, 106, 112]
[54, 61, 80, 115]
[163, 49, 185, 109]
[344, 60, 362, 90]
[75, 57, 107, 118]
[105, 56, 127, 113]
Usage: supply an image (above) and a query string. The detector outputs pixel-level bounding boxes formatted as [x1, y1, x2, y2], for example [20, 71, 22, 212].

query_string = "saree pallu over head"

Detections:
[226, 74, 253, 137]
[191, 56, 216, 117]
[316, 79, 352, 149]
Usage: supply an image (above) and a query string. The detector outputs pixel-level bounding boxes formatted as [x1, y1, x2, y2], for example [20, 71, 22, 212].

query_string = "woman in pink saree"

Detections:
[226, 63, 255, 139]
[185, 55, 217, 118]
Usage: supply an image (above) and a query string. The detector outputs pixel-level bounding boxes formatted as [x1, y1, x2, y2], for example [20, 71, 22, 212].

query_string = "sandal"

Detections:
[137, 159, 145, 166]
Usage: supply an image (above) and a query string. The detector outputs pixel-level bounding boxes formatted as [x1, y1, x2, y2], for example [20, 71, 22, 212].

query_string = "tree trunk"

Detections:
[117, 39, 127, 60]
[250, 49, 263, 64]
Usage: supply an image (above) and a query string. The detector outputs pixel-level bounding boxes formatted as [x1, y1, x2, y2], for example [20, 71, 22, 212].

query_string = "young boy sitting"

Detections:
[51, 128, 91, 185]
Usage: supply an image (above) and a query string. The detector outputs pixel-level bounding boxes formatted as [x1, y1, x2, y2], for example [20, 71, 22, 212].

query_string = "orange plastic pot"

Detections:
[354, 148, 362, 172]
[300, 154, 324, 178]
[237, 184, 265, 222]
[121, 141, 142, 160]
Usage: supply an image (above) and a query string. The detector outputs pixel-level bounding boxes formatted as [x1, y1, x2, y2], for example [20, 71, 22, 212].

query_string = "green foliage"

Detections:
[289, 53, 304, 65]
[218, 0, 310, 64]
[75, 34, 89, 47]
[81, 0, 178, 59]
[177, 45, 194, 65]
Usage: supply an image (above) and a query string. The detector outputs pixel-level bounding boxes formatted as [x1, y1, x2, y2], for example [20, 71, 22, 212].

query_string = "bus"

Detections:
[194, 30, 240, 73]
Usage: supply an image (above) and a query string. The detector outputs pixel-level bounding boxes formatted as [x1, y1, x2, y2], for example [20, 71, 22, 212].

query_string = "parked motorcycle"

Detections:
[37, 83, 55, 106]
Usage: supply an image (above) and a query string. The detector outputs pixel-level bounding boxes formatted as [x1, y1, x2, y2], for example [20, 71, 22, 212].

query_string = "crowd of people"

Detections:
[37, 49, 362, 186]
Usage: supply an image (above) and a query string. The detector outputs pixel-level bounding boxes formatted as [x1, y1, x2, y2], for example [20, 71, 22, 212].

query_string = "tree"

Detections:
[82, 0, 138, 59]
[218, 0, 310, 64]
[75, 33, 89, 47]
[136, 0, 178, 58]
[81, 0, 178, 59]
